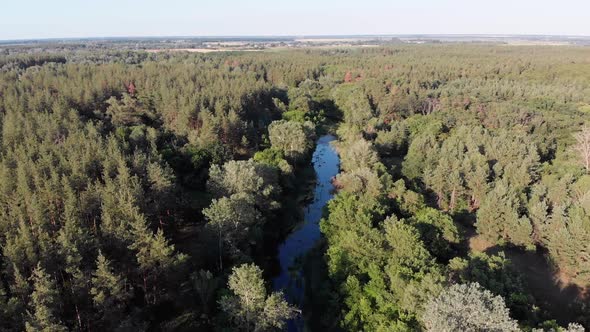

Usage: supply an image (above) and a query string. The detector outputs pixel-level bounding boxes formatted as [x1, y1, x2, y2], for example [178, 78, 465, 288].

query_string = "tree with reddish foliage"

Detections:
[126, 81, 136, 96]
[344, 71, 353, 83]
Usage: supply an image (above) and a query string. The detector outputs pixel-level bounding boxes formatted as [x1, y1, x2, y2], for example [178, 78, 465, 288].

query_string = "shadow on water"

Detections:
[272, 135, 340, 332]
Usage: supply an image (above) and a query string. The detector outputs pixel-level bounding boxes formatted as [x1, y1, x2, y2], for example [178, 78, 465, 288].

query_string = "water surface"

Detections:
[273, 134, 339, 331]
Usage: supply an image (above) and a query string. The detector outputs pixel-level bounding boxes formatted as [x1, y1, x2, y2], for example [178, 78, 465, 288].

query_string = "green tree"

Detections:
[339, 139, 380, 172]
[203, 194, 261, 269]
[129, 215, 187, 305]
[464, 152, 490, 210]
[2, 266, 29, 330]
[332, 84, 374, 130]
[208, 159, 281, 210]
[335, 167, 383, 198]
[476, 182, 534, 248]
[423, 283, 519, 332]
[106, 94, 155, 126]
[219, 264, 298, 331]
[91, 251, 130, 327]
[383, 216, 445, 314]
[448, 252, 534, 322]
[253, 148, 293, 174]
[408, 207, 460, 260]
[375, 121, 409, 156]
[267, 120, 315, 161]
[25, 264, 67, 332]
[544, 205, 590, 285]
[402, 133, 439, 180]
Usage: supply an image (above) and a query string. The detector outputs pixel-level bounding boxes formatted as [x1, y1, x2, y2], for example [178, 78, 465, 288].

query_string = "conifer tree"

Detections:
[91, 251, 129, 327]
[129, 215, 187, 305]
[25, 264, 67, 332]
[476, 182, 533, 248]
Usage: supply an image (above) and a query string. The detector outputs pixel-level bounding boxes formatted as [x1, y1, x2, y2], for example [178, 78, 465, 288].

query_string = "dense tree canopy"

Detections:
[0, 43, 589, 331]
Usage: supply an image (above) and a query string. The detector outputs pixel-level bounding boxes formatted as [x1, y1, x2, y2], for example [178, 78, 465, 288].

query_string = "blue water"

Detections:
[273, 134, 340, 331]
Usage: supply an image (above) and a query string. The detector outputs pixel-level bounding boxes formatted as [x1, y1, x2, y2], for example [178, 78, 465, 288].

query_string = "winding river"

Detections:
[273, 134, 340, 331]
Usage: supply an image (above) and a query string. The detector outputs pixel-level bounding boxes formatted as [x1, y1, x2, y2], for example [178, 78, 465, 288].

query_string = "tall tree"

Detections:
[203, 194, 261, 269]
[208, 159, 280, 210]
[219, 264, 298, 331]
[25, 264, 67, 332]
[476, 182, 533, 248]
[129, 213, 187, 305]
[91, 251, 130, 328]
[267, 120, 315, 161]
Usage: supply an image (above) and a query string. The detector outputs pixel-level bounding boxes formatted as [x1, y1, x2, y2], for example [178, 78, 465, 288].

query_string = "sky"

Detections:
[1, 0, 589, 40]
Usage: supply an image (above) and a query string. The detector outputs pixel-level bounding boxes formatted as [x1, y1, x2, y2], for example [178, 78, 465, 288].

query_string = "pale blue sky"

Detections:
[1, 0, 588, 40]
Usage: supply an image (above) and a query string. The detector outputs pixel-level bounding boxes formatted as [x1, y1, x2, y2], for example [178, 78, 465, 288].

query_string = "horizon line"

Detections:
[2, 33, 590, 44]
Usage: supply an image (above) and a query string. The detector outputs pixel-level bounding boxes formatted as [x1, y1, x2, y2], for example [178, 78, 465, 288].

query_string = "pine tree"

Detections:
[464, 152, 490, 210]
[129, 215, 186, 305]
[57, 181, 94, 330]
[25, 263, 67, 332]
[91, 251, 129, 327]
[3, 265, 30, 330]
[476, 182, 533, 248]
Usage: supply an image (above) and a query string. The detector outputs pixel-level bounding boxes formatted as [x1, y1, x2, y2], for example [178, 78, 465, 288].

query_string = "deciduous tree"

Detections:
[423, 283, 519, 332]
[219, 264, 298, 331]
[268, 120, 315, 161]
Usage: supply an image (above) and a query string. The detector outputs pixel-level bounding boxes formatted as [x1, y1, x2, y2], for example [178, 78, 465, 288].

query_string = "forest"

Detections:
[0, 43, 589, 331]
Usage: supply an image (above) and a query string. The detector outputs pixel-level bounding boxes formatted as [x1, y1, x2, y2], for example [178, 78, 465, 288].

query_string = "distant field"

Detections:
[145, 48, 263, 53]
[145, 43, 381, 53]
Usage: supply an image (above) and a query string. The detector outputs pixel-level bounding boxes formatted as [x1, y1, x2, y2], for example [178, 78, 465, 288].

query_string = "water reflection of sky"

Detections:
[272, 134, 340, 331]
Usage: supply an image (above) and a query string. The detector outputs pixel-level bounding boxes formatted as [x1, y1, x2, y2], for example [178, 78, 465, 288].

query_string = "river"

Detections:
[273, 134, 340, 331]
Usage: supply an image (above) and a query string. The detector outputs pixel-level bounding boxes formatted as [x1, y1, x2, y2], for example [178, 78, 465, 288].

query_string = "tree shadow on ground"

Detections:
[455, 216, 588, 326]
[484, 244, 587, 326]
